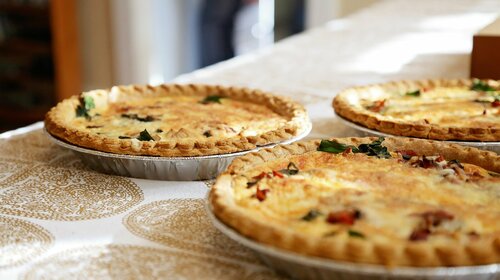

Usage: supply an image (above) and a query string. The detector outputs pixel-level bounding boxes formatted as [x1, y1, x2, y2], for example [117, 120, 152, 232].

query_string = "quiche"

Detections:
[210, 137, 500, 267]
[333, 79, 500, 141]
[45, 84, 309, 157]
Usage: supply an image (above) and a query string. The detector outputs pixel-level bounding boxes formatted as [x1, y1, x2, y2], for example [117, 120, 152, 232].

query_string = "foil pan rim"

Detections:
[44, 124, 312, 161]
[205, 195, 499, 277]
[337, 115, 500, 147]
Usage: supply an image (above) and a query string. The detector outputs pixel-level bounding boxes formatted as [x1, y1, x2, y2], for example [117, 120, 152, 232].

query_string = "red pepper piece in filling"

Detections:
[409, 228, 431, 241]
[255, 187, 269, 202]
[398, 150, 418, 160]
[254, 172, 271, 180]
[420, 156, 435, 169]
[492, 100, 500, 107]
[408, 210, 454, 241]
[272, 170, 284, 178]
[342, 147, 353, 156]
[369, 100, 386, 112]
[249, 171, 283, 189]
[327, 210, 360, 225]
[420, 210, 454, 227]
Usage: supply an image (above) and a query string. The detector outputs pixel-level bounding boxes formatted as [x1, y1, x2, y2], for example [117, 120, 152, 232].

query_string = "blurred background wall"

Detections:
[0, 0, 377, 131]
[78, 0, 377, 89]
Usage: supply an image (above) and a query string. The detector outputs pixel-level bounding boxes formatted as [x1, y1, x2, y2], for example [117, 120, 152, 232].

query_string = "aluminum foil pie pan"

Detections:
[45, 124, 311, 181]
[337, 116, 500, 154]
[205, 198, 499, 280]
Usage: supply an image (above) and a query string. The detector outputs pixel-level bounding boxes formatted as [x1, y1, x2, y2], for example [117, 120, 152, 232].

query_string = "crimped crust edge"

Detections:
[210, 137, 500, 267]
[45, 83, 310, 157]
[332, 79, 500, 142]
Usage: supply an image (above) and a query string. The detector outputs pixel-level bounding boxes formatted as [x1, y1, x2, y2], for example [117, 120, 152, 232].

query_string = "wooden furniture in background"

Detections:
[0, 0, 80, 132]
[471, 17, 500, 80]
[51, 0, 81, 101]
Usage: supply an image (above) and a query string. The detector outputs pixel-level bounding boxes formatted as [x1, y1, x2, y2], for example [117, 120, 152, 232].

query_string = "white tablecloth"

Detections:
[0, 0, 498, 279]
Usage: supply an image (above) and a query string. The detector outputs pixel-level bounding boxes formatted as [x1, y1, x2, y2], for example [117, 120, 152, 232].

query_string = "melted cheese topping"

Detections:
[361, 87, 500, 127]
[72, 95, 287, 140]
[234, 152, 500, 244]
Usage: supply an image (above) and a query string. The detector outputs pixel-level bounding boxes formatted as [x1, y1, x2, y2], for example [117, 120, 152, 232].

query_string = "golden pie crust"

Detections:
[333, 79, 500, 141]
[210, 137, 500, 267]
[45, 84, 309, 157]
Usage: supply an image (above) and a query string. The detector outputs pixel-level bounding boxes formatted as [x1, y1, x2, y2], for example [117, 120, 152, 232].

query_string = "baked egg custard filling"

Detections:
[230, 138, 499, 245]
[73, 95, 287, 140]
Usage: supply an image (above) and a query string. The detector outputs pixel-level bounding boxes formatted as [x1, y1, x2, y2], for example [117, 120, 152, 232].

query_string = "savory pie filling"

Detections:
[231, 138, 499, 245]
[333, 79, 500, 141]
[46, 84, 309, 156]
[73, 94, 287, 141]
[361, 81, 500, 127]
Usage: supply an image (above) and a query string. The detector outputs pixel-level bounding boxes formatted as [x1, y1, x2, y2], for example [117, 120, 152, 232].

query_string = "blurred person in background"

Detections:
[199, 0, 304, 67]
[199, 0, 244, 67]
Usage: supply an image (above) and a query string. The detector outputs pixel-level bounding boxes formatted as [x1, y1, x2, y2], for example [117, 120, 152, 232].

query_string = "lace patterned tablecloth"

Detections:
[1, 1, 498, 279]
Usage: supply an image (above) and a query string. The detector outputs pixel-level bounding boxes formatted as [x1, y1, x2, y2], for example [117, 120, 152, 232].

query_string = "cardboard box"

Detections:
[471, 18, 500, 80]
